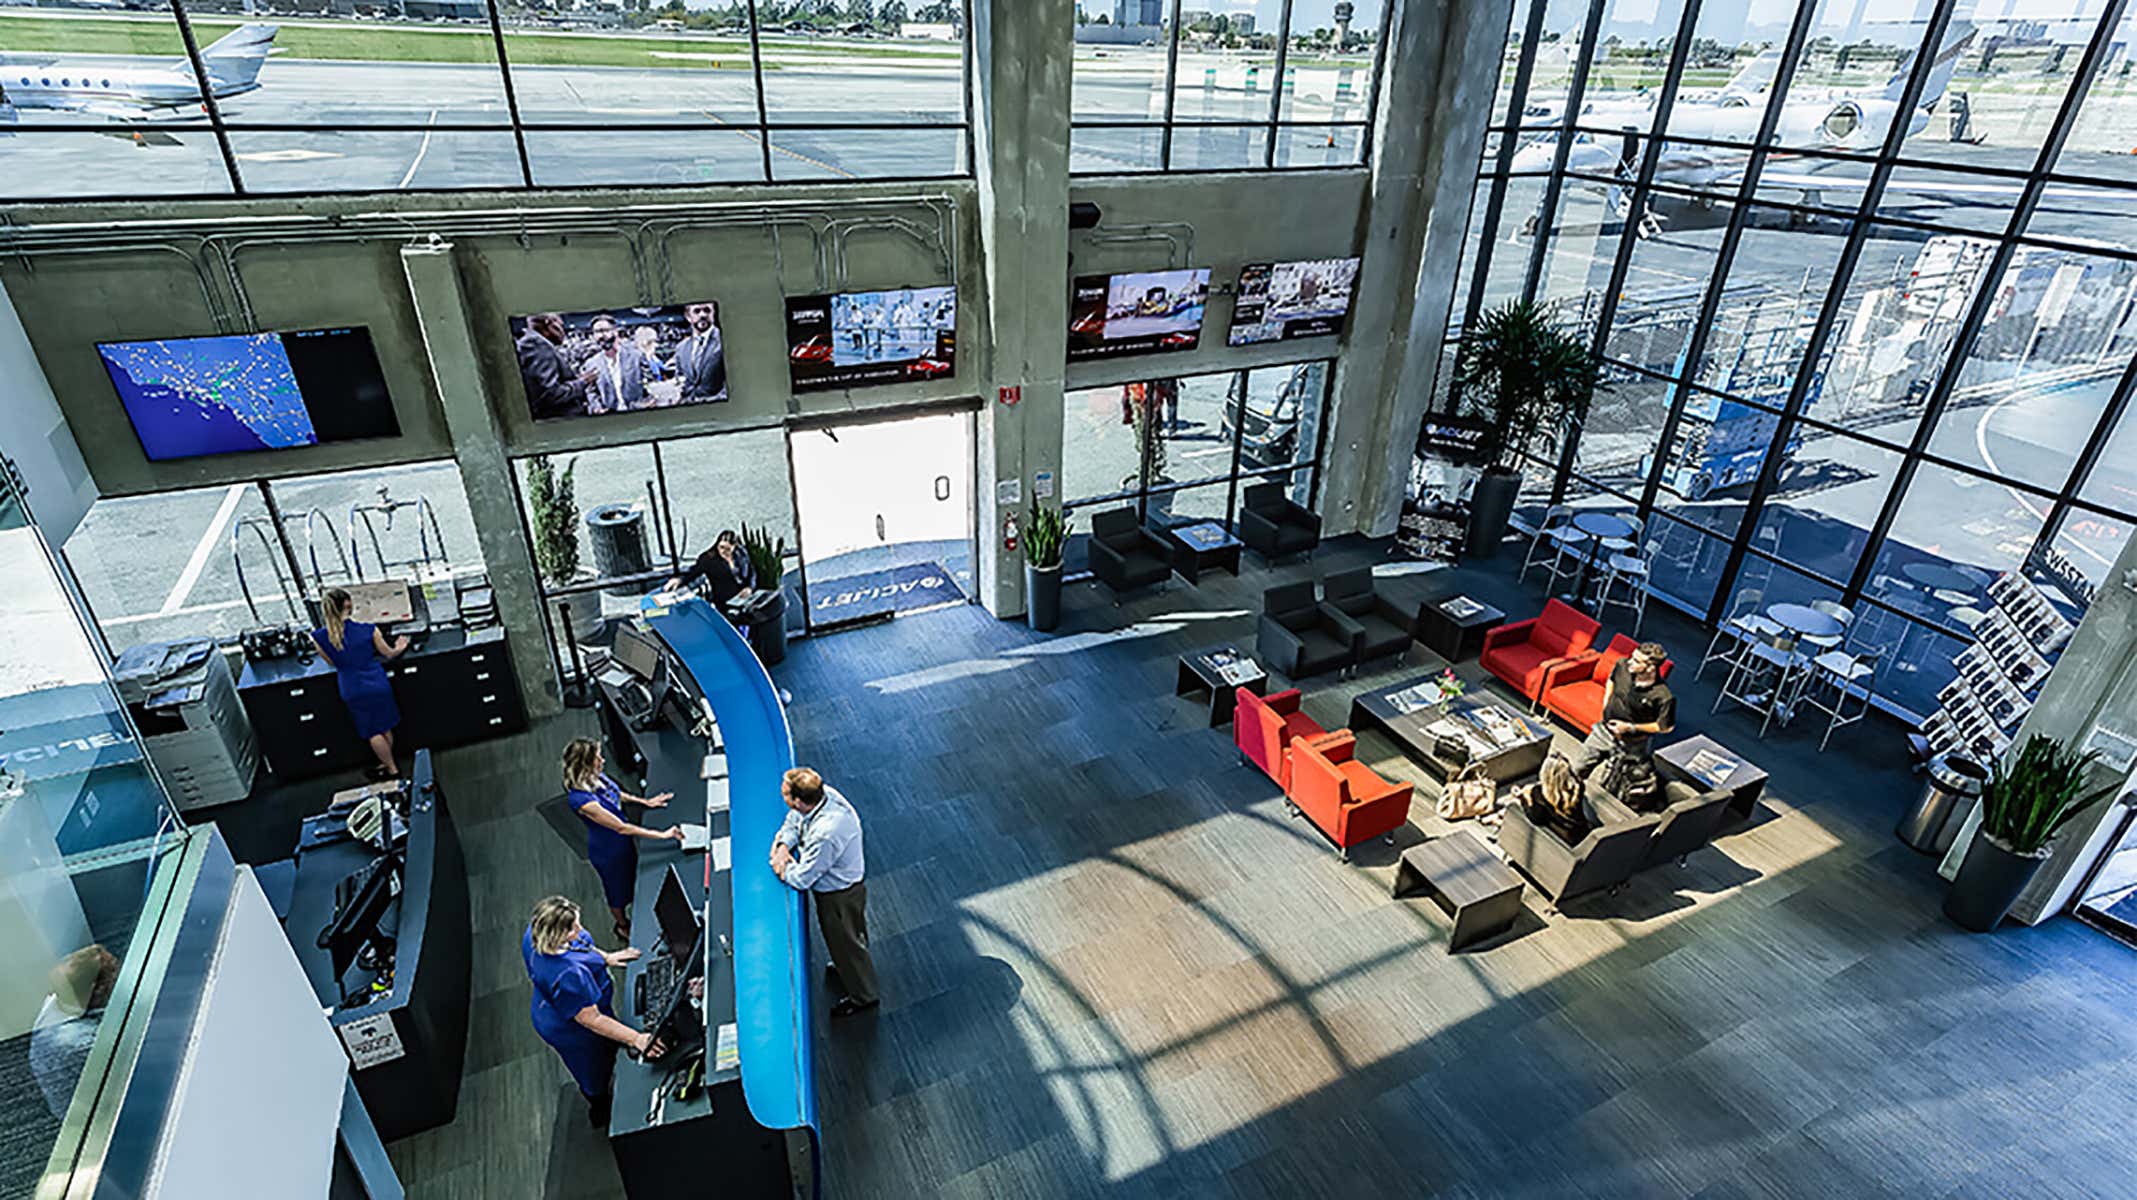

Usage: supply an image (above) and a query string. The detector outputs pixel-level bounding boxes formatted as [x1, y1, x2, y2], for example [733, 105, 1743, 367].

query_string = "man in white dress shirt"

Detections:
[769, 767, 878, 1017]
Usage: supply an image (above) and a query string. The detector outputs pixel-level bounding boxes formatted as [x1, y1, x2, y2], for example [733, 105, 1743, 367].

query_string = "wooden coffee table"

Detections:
[1350, 679, 1552, 783]
[1393, 830, 1526, 953]
[1176, 645, 1267, 727]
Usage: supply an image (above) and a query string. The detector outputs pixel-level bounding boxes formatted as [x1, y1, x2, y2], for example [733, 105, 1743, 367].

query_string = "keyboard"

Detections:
[635, 954, 681, 1019]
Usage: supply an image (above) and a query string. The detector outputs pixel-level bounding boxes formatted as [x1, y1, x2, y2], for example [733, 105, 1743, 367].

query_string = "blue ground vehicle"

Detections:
[1641, 324, 1824, 501]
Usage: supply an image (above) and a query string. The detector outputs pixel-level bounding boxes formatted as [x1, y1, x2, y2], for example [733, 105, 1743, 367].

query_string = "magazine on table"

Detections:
[1441, 595, 1486, 619]
[1387, 680, 1452, 715]
[1685, 748, 1740, 788]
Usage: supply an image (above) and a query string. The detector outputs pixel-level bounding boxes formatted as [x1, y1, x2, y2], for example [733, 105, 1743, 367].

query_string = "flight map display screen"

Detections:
[97, 327, 398, 462]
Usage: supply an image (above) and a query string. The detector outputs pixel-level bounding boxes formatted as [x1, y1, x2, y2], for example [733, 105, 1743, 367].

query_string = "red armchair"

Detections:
[1286, 735, 1414, 858]
[1539, 634, 1675, 733]
[1234, 688, 1349, 789]
[1481, 599, 1602, 704]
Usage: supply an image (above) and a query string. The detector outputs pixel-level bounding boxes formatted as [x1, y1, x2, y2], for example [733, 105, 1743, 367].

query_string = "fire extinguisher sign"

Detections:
[998, 385, 1022, 407]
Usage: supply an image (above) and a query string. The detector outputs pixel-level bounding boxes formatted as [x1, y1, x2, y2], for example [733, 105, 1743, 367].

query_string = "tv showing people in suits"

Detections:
[509, 302, 729, 420]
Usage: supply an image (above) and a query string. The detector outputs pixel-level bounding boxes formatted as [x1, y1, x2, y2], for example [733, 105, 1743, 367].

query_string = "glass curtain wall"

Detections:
[1070, 0, 1388, 173]
[0, 467, 185, 1192]
[510, 427, 799, 690]
[62, 463, 488, 662]
[1437, 0, 2137, 721]
[1061, 360, 1333, 573]
[1, 1, 970, 201]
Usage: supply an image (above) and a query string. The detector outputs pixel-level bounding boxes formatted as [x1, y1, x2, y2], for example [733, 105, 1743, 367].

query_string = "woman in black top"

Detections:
[668, 529, 753, 608]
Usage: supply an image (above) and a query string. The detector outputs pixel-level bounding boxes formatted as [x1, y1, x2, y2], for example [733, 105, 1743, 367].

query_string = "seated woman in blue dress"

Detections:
[523, 896, 662, 1127]
[562, 737, 681, 943]
[311, 587, 412, 781]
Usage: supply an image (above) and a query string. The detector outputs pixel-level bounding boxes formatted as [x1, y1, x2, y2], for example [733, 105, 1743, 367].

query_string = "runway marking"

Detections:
[160, 484, 247, 616]
[1973, 386, 2115, 571]
[113, 597, 255, 628]
[399, 109, 439, 190]
[703, 109, 855, 180]
[236, 149, 343, 163]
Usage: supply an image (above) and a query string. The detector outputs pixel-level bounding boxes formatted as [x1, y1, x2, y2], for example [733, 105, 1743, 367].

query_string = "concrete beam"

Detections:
[970, 0, 1073, 618]
[399, 241, 562, 718]
[1322, 0, 1512, 537]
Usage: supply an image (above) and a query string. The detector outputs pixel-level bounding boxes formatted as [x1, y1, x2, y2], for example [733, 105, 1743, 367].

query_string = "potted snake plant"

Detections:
[1943, 733, 2106, 932]
[1024, 506, 1070, 633]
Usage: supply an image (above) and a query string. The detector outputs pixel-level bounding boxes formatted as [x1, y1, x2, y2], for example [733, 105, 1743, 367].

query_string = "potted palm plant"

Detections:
[1943, 734, 2107, 932]
[1451, 299, 1601, 558]
[738, 522, 789, 666]
[1023, 506, 1071, 633]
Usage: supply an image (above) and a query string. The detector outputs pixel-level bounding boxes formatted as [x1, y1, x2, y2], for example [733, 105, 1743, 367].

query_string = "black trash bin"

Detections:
[585, 505, 650, 598]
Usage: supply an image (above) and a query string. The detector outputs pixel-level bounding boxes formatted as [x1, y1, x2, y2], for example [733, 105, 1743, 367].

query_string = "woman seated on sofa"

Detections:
[1522, 751, 1597, 844]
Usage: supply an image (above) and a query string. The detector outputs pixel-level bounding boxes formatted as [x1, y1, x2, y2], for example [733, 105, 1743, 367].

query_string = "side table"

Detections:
[1415, 596, 1505, 664]
[1393, 830, 1526, 953]
[1176, 645, 1268, 728]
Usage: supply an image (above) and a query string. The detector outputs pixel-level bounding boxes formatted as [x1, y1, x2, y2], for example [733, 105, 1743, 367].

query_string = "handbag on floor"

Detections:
[1437, 761, 1497, 821]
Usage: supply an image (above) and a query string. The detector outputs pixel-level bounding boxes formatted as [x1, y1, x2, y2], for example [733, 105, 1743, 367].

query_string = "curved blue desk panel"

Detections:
[643, 598, 820, 1147]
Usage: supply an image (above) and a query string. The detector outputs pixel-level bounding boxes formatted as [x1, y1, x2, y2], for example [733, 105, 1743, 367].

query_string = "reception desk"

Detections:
[599, 595, 818, 1198]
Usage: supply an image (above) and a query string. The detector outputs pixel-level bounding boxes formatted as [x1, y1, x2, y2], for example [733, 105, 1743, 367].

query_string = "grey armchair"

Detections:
[1498, 803, 1660, 906]
[1639, 781, 1734, 870]
[1318, 568, 1415, 669]
[1257, 581, 1360, 679]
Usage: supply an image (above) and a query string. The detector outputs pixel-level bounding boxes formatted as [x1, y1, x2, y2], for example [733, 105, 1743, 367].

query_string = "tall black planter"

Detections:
[1025, 563, 1062, 632]
[1466, 469, 1521, 560]
[1943, 833, 2047, 932]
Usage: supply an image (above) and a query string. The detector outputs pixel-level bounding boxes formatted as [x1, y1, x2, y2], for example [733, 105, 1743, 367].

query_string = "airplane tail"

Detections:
[1721, 47, 1781, 99]
[198, 23, 278, 91]
[1883, 20, 1976, 105]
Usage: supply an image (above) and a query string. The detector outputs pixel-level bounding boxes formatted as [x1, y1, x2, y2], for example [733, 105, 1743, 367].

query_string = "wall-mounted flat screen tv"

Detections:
[1067, 268, 1212, 362]
[785, 285, 957, 393]
[508, 301, 728, 420]
[1227, 257, 1361, 346]
[97, 327, 399, 463]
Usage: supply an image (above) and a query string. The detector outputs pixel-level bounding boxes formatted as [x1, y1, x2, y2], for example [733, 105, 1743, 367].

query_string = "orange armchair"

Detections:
[1234, 688, 1350, 789]
[1540, 634, 1675, 733]
[1286, 735, 1414, 858]
[1481, 598, 1601, 704]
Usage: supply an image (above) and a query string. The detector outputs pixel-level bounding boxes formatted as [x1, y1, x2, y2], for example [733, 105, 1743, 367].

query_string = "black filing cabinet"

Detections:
[240, 628, 527, 781]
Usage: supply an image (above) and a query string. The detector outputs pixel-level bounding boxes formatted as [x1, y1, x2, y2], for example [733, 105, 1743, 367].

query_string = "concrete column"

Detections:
[1321, 0, 1511, 536]
[400, 242, 562, 719]
[1938, 529, 2137, 923]
[970, 0, 1072, 618]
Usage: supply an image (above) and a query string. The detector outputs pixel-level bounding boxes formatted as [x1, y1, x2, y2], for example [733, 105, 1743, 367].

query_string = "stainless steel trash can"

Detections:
[1896, 754, 1987, 854]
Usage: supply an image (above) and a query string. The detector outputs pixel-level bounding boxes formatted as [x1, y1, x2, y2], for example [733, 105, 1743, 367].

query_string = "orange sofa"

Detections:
[1480, 598, 1601, 705]
[1234, 688, 1348, 789]
[1539, 634, 1676, 733]
[1287, 735, 1414, 858]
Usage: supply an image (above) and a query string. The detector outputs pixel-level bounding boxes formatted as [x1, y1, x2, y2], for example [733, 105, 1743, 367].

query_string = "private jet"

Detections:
[0, 23, 278, 144]
[1514, 22, 1980, 225]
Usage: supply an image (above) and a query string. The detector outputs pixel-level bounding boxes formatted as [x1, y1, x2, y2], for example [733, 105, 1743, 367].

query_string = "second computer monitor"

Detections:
[653, 865, 702, 963]
[612, 623, 665, 683]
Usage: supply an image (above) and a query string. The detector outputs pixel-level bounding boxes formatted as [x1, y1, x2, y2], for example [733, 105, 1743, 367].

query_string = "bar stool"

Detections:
[1804, 600, 1853, 652]
[1697, 586, 1778, 681]
[1715, 635, 1810, 738]
[1799, 645, 1883, 752]
[1520, 505, 1590, 586]
[1597, 541, 1655, 635]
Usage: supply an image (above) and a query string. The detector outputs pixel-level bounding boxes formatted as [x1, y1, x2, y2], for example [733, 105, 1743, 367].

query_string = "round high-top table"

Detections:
[1565, 512, 1637, 606]
[1766, 603, 1844, 651]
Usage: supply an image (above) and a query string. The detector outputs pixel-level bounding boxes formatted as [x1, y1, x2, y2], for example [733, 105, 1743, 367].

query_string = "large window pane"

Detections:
[2078, 395, 2137, 513]
[1853, 602, 1963, 722]
[265, 462, 487, 595]
[661, 430, 797, 571]
[2060, 16, 2137, 184]
[1, 131, 233, 200]
[1155, 371, 1240, 488]
[1897, 0, 2110, 169]
[1064, 383, 1144, 503]
[515, 444, 661, 590]
[65, 485, 272, 651]
[1577, 369, 1671, 491]
[1237, 362, 1329, 476]
[1273, 124, 1366, 167]
[2044, 503, 2134, 590]
[1536, 186, 1623, 335]
[1748, 426, 1901, 586]
[1071, 124, 1166, 173]
[526, 128, 767, 187]
[1662, 0, 1785, 146]
[758, 28, 964, 124]
[222, 13, 511, 127]
[1073, 3, 1173, 118]
[1585, 0, 1685, 113]
[1603, 194, 1732, 373]
[1923, 248, 2137, 492]
[228, 129, 525, 193]
[768, 127, 965, 181]
[1684, 207, 1852, 391]
[1864, 460, 2044, 628]
[1645, 511, 1729, 616]
[1171, 124, 1270, 171]
[1812, 230, 1996, 443]
[1278, 0, 1381, 123]
[1771, 5, 1925, 155]
[498, 20, 756, 127]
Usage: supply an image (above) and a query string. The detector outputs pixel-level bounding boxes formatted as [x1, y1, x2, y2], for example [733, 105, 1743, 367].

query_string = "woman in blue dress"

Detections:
[311, 587, 411, 781]
[562, 737, 681, 943]
[523, 895, 661, 1127]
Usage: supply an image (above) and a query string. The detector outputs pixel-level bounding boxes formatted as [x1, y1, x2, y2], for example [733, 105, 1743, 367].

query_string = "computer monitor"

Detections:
[653, 865, 702, 964]
[612, 624, 664, 684]
[646, 923, 706, 1057]
[343, 579, 415, 625]
[317, 853, 400, 985]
